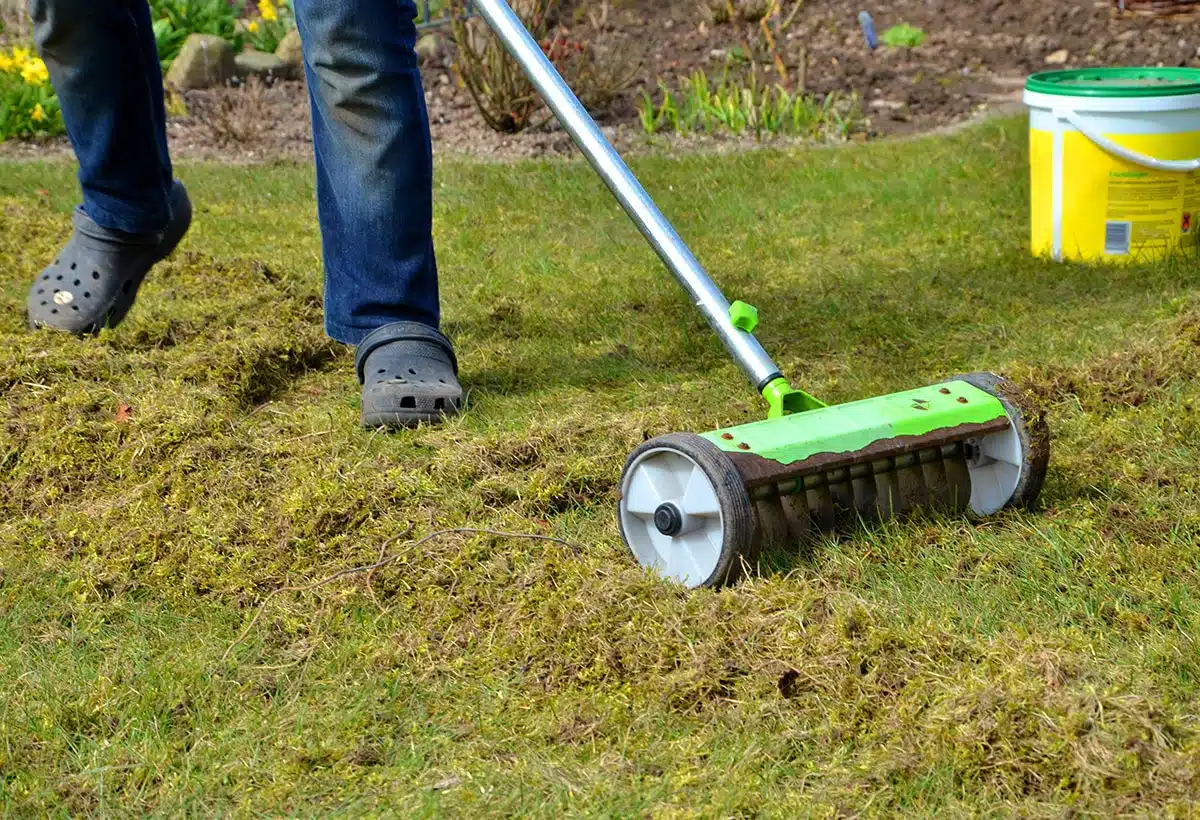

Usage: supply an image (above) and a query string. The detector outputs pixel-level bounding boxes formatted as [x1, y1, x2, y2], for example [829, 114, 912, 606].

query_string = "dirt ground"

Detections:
[3, 0, 1199, 163]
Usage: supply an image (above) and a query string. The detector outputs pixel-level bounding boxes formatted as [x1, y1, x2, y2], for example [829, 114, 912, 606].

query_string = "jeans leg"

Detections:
[29, 0, 174, 235]
[291, 0, 439, 345]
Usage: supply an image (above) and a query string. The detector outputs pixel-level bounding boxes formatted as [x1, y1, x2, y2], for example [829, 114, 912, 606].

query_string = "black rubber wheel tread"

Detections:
[950, 371, 1051, 511]
[617, 432, 759, 588]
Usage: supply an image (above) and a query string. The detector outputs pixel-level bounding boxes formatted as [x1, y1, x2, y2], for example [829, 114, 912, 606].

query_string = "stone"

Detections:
[274, 28, 304, 76]
[1044, 49, 1070, 65]
[234, 49, 286, 79]
[165, 34, 235, 90]
[416, 33, 444, 63]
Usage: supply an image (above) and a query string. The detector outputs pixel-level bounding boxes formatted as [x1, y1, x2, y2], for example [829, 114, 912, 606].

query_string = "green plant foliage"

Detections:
[149, 0, 246, 71]
[244, 0, 296, 55]
[0, 45, 65, 141]
[637, 67, 864, 142]
[881, 24, 927, 48]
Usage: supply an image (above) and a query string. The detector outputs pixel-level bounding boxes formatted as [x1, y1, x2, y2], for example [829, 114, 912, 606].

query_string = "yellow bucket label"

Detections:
[1031, 127, 1200, 262]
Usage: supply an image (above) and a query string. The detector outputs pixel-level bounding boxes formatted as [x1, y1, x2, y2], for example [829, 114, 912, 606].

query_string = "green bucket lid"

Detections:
[1026, 67, 1200, 98]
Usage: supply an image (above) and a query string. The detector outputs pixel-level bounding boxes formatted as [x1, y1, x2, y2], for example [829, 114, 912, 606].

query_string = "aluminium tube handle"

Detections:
[468, 0, 784, 391]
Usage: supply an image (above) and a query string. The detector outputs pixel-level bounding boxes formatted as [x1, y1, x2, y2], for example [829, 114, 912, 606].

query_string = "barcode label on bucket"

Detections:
[1105, 221, 1132, 255]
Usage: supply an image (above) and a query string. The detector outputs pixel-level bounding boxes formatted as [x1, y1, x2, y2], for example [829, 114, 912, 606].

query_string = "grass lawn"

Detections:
[3, 117, 1200, 816]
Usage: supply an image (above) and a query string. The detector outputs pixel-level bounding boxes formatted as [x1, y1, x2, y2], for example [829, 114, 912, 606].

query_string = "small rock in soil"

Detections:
[275, 28, 304, 77]
[235, 50, 286, 80]
[165, 34, 235, 90]
[417, 33, 444, 64]
[1045, 49, 1070, 65]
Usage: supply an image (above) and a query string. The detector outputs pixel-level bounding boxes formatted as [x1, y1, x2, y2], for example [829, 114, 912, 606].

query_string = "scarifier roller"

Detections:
[471, 0, 1052, 588]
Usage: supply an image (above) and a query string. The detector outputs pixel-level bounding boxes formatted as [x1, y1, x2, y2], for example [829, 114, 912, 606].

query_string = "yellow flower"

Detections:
[0, 52, 13, 73]
[20, 57, 49, 86]
[31, 104, 45, 122]
[11, 46, 30, 63]
[247, 20, 260, 32]
[258, 0, 277, 21]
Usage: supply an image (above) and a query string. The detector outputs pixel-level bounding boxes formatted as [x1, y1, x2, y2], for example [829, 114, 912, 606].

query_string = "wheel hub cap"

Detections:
[653, 502, 684, 536]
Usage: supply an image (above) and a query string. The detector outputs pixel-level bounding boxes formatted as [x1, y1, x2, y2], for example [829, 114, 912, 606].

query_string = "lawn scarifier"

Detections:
[473, 0, 1052, 588]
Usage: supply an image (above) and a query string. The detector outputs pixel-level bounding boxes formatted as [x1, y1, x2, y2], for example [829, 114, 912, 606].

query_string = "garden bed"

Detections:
[3, 0, 1200, 163]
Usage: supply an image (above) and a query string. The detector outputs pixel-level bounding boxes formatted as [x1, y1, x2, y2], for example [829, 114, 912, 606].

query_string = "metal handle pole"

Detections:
[469, 0, 784, 391]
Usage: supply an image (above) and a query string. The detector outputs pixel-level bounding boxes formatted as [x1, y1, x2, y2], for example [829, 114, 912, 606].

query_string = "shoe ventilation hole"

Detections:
[37, 288, 43, 295]
[39, 300, 46, 306]
[399, 396, 416, 409]
[377, 368, 386, 375]
[70, 262, 76, 270]
[73, 279, 80, 286]
[71, 306, 78, 311]
[434, 398, 445, 410]
[438, 378, 445, 384]
[92, 271, 100, 280]
[50, 308, 57, 314]
[55, 275, 62, 281]
[83, 292, 90, 299]
[408, 368, 416, 375]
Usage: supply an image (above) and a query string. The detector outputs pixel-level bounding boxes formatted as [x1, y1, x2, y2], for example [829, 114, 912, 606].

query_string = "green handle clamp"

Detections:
[728, 301, 825, 418]
[728, 300, 759, 333]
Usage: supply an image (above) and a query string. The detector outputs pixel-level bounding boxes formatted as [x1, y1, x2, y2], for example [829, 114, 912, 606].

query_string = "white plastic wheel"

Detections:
[619, 447, 725, 586]
[617, 433, 756, 588]
[966, 424, 1024, 516]
[955, 370, 1050, 516]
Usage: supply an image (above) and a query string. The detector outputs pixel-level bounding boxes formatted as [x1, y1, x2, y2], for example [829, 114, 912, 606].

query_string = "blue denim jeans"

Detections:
[29, 0, 440, 344]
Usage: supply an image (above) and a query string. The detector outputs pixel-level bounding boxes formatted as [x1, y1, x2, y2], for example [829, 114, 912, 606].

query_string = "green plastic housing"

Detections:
[704, 380, 1009, 469]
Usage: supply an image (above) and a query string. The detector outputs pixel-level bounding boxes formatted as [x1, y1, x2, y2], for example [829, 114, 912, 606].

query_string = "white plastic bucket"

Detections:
[1023, 68, 1200, 262]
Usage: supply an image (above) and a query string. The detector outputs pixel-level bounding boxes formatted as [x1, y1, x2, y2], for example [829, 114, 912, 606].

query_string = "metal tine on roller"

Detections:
[747, 442, 977, 549]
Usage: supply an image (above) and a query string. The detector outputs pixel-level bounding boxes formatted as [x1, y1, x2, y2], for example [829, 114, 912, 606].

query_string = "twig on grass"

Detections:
[365, 521, 414, 611]
[220, 527, 583, 664]
[283, 429, 334, 443]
